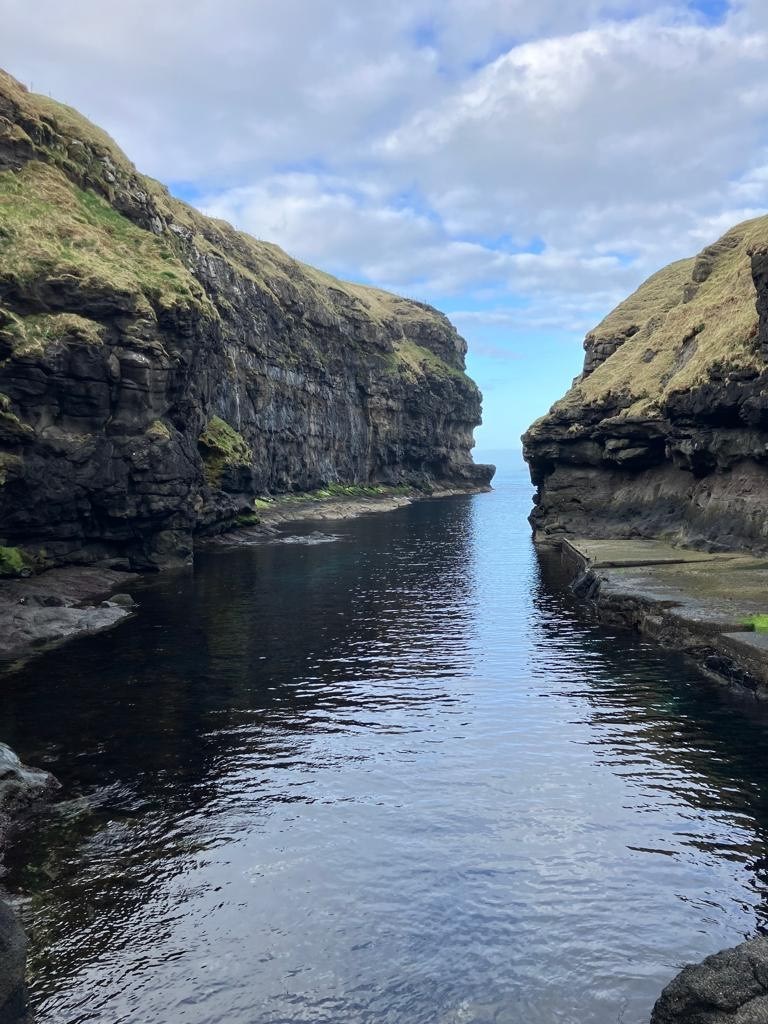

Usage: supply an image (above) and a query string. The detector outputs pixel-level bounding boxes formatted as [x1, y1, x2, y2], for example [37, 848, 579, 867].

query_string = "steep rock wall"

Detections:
[0, 71, 491, 570]
[523, 215, 768, 552]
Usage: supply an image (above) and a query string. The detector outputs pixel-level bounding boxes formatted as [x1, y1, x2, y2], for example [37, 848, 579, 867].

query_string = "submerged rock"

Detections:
[651, 936, 768, 1023]
[0, 69, 492, 575]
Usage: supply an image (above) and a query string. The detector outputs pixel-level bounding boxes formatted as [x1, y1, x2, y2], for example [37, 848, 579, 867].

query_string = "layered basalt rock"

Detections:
[523, 215, 768, 552]
[0, 70, 492, 571]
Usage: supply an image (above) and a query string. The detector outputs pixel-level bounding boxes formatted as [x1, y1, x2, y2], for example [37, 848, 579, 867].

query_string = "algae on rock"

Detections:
[198, 417, 253, 488]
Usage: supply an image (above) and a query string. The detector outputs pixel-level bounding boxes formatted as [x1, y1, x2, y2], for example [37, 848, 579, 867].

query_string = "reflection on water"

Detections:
[2, 455, 768, 1024]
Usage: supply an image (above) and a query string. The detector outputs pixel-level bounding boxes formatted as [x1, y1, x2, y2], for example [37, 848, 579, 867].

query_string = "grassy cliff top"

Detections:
[0, 160, 212, 325]
[0, 69, 466, 373]
[547, 215, 768, 422]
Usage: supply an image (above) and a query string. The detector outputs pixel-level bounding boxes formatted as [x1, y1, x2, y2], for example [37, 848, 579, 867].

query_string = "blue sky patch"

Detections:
[687, 0, 730, 24]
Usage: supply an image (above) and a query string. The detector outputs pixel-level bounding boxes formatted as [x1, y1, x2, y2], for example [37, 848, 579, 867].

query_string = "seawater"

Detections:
[2, 452, 768, 1024]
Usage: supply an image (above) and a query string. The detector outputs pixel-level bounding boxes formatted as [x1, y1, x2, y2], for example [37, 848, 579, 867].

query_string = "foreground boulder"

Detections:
[0, 69, 492, 572]
[651, 937, 768, 1024]
[523, 216, 768, 553]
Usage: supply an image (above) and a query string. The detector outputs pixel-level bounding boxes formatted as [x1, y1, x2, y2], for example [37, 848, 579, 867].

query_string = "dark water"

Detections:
[3, 454, 768, 1024]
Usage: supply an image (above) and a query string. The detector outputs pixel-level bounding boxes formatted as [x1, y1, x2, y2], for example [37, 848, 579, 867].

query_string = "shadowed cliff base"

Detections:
[0, 68, 492, 576]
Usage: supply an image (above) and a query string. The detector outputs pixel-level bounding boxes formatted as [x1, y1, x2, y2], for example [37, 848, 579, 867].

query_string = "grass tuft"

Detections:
[742, 614, 768, 632]
[0, 545, 29, 577]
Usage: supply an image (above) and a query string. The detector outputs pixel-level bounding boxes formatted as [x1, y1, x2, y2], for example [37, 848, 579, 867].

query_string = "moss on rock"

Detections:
[198, 416, 253, 487]
[0, 546, 29, 577]
[0, 392, 32, 440]
[146, 419, 171, 442]
[0, 310, 105, 357]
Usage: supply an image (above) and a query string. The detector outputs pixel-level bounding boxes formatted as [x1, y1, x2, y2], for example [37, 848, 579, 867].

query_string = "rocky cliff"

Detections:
[0, 70, 491, 572]
[523, 215, 768, 551]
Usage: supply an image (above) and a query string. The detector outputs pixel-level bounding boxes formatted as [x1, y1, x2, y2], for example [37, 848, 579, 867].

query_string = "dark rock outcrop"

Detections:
[0, 743, 59, 839]
[651, 937, 768, 1024]
[0, 70, 492, 572]
[0, 743, 59, 1024]
[523, 217, 768, 552]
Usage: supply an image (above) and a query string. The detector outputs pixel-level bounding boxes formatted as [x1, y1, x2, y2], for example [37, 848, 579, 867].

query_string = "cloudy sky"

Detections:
[3, 0, 767, 449]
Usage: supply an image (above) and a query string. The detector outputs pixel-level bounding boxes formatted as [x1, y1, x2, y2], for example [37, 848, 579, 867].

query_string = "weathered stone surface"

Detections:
[650, 937, 768, 1024]
[556, 537, 768, 695]
[0, 564, 134, 662]
[0, 70, 492, 573]
[523, 216, 768, 553]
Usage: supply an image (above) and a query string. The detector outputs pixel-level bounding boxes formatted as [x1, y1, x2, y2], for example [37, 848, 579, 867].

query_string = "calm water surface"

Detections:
[3, 454, 768, 1024]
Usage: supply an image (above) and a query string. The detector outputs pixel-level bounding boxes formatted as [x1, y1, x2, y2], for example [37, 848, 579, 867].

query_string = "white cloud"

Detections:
[1, 0, 767, 357]
[0, 0, 654, 180]
[381, 16, 768, 235]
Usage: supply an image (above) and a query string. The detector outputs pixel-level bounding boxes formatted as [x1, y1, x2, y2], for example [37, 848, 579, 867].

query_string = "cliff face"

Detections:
[0, 70, 491, 571]
[523, 214, 768, 552]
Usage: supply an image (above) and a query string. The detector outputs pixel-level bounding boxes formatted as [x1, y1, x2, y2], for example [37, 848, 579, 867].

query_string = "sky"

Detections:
[2, 0, 768, 449]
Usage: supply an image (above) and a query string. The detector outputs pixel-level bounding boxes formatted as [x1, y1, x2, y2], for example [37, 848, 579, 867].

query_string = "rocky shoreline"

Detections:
[550, 535, 768, 697]
[0, 565, 136, 668]
[650, 935, 768, 1023]
[539, 532, 768, 1022]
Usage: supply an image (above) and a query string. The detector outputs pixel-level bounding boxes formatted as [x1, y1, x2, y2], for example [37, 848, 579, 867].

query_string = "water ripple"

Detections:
[1, 460, 768, 1023]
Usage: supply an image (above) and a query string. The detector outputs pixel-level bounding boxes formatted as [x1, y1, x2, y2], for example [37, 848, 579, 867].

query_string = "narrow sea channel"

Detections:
[2, 453, 768, 1024]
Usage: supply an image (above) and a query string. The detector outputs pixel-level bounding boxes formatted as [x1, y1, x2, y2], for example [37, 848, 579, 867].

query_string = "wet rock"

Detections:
[650, 936, 768, 1024]
[0, 564, 136, 662]
[0, 742, 60, 842]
